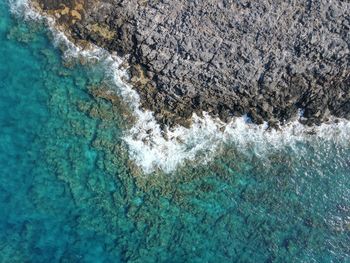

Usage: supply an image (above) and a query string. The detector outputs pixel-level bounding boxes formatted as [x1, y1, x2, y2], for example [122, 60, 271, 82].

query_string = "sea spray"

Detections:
[9, 0, 350, 173]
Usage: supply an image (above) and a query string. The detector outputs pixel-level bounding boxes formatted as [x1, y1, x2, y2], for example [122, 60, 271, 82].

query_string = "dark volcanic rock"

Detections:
[34, 0, 350, 127]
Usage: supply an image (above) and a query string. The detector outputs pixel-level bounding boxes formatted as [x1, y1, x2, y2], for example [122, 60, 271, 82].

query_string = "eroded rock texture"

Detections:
[34, 0, 350, 127]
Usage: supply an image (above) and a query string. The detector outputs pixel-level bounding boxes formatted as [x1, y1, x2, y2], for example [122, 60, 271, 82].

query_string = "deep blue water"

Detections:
[0, 1, 349, 262]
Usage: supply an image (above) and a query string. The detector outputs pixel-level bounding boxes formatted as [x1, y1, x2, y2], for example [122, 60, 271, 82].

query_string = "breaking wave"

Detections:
[9, 0, 350, 173]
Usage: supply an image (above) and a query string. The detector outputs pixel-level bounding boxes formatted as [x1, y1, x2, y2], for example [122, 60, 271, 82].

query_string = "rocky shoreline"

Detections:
[31, 0, 349, 128]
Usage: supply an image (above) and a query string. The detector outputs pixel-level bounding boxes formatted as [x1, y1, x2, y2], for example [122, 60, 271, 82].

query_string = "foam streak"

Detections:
[9, 0, 350, 173]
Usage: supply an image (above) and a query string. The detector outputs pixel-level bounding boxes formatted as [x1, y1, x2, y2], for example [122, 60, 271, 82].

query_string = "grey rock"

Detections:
[36, 0, 350, 127]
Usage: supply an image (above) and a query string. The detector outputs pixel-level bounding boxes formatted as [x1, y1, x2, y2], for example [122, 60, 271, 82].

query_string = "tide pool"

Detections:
[0, 1, 349, 262]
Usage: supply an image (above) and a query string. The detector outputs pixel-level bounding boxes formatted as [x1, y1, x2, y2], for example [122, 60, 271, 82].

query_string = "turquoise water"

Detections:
[1, 1, 350, 262]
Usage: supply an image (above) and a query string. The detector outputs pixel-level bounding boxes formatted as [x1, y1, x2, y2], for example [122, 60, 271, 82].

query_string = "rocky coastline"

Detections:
[31, 0, 349, 128]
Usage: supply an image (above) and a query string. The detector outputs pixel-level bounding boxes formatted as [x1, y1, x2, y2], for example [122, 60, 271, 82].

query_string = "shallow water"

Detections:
[0, 1, 349, 262]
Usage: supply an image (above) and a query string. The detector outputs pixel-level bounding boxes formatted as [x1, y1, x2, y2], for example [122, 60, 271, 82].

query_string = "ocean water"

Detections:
[1, 1, 350, 262]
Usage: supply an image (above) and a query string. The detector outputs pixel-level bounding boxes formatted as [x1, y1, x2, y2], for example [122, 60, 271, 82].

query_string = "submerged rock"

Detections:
[33, 0, 350, 127]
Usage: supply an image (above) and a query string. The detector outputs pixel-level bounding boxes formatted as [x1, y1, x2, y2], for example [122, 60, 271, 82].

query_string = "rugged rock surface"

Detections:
[33, 0, 350, 127]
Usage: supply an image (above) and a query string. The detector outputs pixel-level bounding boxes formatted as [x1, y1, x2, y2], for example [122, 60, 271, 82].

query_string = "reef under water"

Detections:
[0, 1, 349, 262]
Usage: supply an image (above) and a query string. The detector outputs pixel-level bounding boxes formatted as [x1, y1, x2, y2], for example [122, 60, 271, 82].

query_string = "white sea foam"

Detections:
[9, 0, 350, 173]
[124, 113, 350, 173]
[9, 0, 41, 20]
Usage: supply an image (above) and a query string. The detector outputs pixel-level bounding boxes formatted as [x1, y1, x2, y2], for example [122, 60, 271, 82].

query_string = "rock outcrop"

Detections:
[33, 0, 350, 127]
